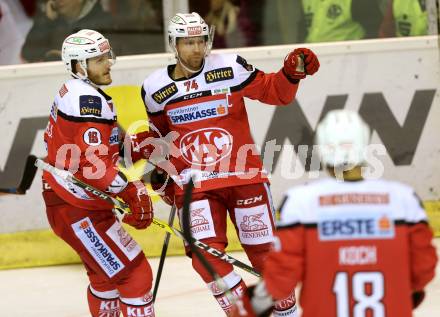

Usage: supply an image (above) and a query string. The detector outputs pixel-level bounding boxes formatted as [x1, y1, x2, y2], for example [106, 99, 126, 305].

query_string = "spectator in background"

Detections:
[190, 0, 265, 48]
[237, 0, 265, 46]
[22, 0, 113, 62]
[204, 0, 239, 48]
[0, 0, 33, 65]
[379, 0, 428, 37]
[299, 0, 383, 43]
[112, 0, 162, 32]
[99, 0, 165, 55]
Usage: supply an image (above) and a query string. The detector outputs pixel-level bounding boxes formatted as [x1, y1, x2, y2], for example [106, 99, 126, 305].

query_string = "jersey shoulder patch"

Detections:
[79, 95, 102, 117]
[58, 84, 69, 97]
[56, 80, 111, 120]
[236, 55, 254, 72]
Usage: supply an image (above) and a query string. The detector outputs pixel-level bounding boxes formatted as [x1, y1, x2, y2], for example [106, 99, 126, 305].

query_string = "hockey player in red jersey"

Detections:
[231, 109, 438, 317]
[135, 12, 319, 316]
[42, 29, 156, 317]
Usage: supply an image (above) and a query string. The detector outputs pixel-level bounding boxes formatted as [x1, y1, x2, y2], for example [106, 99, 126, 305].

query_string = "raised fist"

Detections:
[283, 48, 320, 80]
[118, 181, 154, 229]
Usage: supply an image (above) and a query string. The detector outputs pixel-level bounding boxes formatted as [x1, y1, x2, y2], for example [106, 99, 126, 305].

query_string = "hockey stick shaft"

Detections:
[151, 219, 260, 277]
[0, 155, 38, 195]
[153, 204, 177, 302]
[34, 159, 260, 277]
[181, 179, 247, 315]
[35, 158, 126, 219]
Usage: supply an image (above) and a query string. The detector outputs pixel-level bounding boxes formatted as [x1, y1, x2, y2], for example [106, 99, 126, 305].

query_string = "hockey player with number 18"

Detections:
[42, 29, 156, 317]
[232, 110, 438, 317]
[134, 12, 320, 316]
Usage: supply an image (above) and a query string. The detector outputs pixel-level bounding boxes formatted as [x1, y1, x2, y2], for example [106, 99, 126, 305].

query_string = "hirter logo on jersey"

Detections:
[317, 209, 395, 241]
[180, 128, 233, 166]
[152, 82, 178, 104]
[205, 67, 234, 83]
[167, 99, 228, 125]
[79, 95, 102, 116]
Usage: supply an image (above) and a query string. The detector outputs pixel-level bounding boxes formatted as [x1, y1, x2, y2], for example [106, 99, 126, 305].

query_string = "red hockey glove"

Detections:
[123, 131, 155, 163]
[412, 290, 425, 308]
[118, 181, 153, 229]
[230, 284, 273, 317]
[283, 48, 320, 80]
[150, 167, 175, 206]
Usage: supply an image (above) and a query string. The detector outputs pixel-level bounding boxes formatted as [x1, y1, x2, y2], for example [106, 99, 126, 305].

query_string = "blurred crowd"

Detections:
[0, 0, 432, 65]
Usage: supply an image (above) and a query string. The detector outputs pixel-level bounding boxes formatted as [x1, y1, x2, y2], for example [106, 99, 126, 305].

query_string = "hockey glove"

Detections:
[118, 181, 154, 229]
[122, 131, 154, 163]
[283, 48, 320, 80]
[230, 282, 273, 317]
[150, 167, 175, 206]
[412, 290, 425, 308]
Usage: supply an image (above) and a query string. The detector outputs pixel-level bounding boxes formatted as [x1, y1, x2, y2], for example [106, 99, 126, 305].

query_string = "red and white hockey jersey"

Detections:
[43, 79, 120, 209]
[141, 53, 299, 194]
[263, 178, 437, 317]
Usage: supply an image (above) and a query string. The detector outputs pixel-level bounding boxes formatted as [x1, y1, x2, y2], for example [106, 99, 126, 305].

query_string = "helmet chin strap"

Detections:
[175, 52, 205, 75]
[172, 41, 208, 76]
[71, 62, 99, 88]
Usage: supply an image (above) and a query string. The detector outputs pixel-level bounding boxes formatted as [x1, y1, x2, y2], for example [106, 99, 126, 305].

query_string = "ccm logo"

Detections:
[237, 195, 263, 206]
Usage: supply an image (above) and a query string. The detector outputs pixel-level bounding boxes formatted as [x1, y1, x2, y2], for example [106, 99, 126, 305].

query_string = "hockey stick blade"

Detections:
[0, 155, 38, 195]
[34, 158, 260, 277]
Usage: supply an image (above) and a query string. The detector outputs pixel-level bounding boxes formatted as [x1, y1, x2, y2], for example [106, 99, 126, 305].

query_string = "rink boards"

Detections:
[0, 36, 439, 268]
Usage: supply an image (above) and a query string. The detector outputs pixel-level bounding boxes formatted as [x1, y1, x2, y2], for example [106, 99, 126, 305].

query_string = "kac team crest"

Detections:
[180, 127, 233, 166]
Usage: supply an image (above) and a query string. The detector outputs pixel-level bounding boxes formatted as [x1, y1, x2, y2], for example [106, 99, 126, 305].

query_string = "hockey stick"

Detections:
[34, 158, 260, 277]
[0, 155, 38, 195]
[181, 178, 246, 315]
[152, 204, 177, 302]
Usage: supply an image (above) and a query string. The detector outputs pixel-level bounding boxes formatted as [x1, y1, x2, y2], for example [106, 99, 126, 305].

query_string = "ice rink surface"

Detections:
[1, 247, 439, 316]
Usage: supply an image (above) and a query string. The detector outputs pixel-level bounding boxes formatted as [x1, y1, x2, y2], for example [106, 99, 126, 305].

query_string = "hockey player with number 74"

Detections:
[129, 11, 319, 316]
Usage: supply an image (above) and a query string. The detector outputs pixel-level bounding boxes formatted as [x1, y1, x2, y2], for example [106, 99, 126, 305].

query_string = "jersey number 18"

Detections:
[333, 271, 385, 317]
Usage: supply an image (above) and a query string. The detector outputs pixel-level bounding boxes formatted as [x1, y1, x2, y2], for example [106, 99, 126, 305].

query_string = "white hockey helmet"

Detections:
[61, 29, 115, 79]
[315, 109, 370, 167]
[168, 12, 214, 57]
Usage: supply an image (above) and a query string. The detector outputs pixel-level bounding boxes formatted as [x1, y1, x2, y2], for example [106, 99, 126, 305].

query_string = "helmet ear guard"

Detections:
[315, 110, 371, 169]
